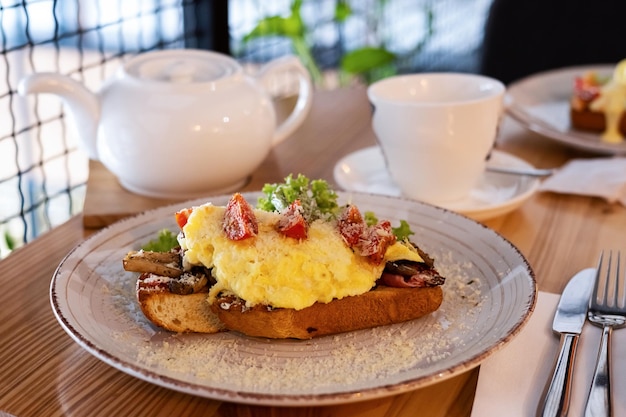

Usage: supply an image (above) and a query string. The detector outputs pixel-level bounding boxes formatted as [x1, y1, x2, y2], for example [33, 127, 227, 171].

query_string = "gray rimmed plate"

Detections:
[50, 191, 536, 406]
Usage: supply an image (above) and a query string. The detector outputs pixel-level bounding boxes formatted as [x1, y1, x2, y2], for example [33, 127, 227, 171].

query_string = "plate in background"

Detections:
[506, 64, 626, 155]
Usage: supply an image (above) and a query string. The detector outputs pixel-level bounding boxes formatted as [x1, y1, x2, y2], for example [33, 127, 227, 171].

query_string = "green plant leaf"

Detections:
[243, 0, 305, 43]
[243, 16, 286, 41]
[292, 37, 323, 84]
[283, 14, 305, 37]
[334, 1, 352, 22]
[364, 63, 397, 84]
[392, 220, 415, 241]
[4, 231, 15, 250]
[141, 229, 179, 252]
[290, 0, 303, 12]
[340, 47, 396, 74]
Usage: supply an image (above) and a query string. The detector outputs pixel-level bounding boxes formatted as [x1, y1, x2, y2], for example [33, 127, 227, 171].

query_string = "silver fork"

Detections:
[584, 251, 626, 417]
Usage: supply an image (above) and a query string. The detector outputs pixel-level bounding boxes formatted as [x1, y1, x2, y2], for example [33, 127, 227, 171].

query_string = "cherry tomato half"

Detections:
[175, 208, 193, 229]
[276, 200, 308, 239]
[223, 193, 259, 241]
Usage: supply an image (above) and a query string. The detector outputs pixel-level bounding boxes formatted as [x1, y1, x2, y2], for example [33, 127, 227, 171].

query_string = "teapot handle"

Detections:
[18, 73, 100, 160]
[255, 56, 313, 146]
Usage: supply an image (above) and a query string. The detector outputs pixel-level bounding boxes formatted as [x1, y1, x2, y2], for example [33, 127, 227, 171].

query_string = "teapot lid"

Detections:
[124, 50, 241, 84]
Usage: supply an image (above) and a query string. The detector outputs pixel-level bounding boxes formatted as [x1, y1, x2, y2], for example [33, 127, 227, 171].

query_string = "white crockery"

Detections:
[18, 49, 313, 199]
[333, 146, 540, 221]
[505, 65, 626, 155]
[368, 73, 505, 205]
[50, 191, 536, 406]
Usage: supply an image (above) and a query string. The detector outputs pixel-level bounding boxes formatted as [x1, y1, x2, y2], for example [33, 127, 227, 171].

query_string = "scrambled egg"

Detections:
[181, 203, 423, 310]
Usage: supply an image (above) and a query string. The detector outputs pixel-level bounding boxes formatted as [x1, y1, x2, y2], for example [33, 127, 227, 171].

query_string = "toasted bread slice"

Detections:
[211, 285, 443, 339]
[137, 273, 224, 333]
[570, 107, 626, 134]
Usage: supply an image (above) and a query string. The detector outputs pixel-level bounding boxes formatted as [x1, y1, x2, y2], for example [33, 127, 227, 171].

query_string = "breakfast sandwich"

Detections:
[123, 175, 445, 339]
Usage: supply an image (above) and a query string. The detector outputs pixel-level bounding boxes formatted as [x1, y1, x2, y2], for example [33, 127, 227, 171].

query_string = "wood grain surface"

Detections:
[1, 86, 623, 417]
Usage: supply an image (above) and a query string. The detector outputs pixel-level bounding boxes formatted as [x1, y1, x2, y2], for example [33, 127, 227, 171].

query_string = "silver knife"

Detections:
[537, 268, 595, 417]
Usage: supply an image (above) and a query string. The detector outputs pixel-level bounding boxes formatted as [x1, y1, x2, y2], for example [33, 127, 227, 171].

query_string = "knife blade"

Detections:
[537, 267, 595, 417]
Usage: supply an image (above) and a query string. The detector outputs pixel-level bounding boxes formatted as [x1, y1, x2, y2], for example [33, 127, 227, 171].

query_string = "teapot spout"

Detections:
[18, 73, 100, 160]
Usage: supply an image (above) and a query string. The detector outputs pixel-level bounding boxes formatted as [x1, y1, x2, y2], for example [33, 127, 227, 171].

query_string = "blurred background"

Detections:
[0, 0, 494, 258]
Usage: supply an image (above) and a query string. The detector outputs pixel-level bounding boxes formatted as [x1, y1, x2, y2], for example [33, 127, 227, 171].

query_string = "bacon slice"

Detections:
[380, 260, 446, 288]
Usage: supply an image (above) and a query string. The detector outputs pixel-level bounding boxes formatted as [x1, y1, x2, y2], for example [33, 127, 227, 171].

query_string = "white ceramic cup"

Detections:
[368, 73, 505, 205]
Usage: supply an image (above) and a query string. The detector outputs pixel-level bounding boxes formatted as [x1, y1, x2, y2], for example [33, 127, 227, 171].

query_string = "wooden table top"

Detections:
[1, 86, 622, 417]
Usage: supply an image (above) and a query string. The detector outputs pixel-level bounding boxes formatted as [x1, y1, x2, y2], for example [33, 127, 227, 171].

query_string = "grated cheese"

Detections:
[103, 249, 485, 395]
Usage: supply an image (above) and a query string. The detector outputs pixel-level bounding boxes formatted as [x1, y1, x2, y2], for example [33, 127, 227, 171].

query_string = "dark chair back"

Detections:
[480, 0, 626, 85]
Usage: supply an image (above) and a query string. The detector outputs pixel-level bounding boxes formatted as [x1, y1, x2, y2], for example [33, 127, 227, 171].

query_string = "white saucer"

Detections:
[333, 147, 540, 221]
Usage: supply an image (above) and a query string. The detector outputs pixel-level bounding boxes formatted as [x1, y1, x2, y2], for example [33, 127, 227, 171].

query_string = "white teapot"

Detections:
[18, 49, 313, 199]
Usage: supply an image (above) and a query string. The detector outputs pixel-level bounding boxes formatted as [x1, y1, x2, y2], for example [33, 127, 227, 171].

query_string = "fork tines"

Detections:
[592, 250, 626, 311]
[583, 250, 626, 416]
